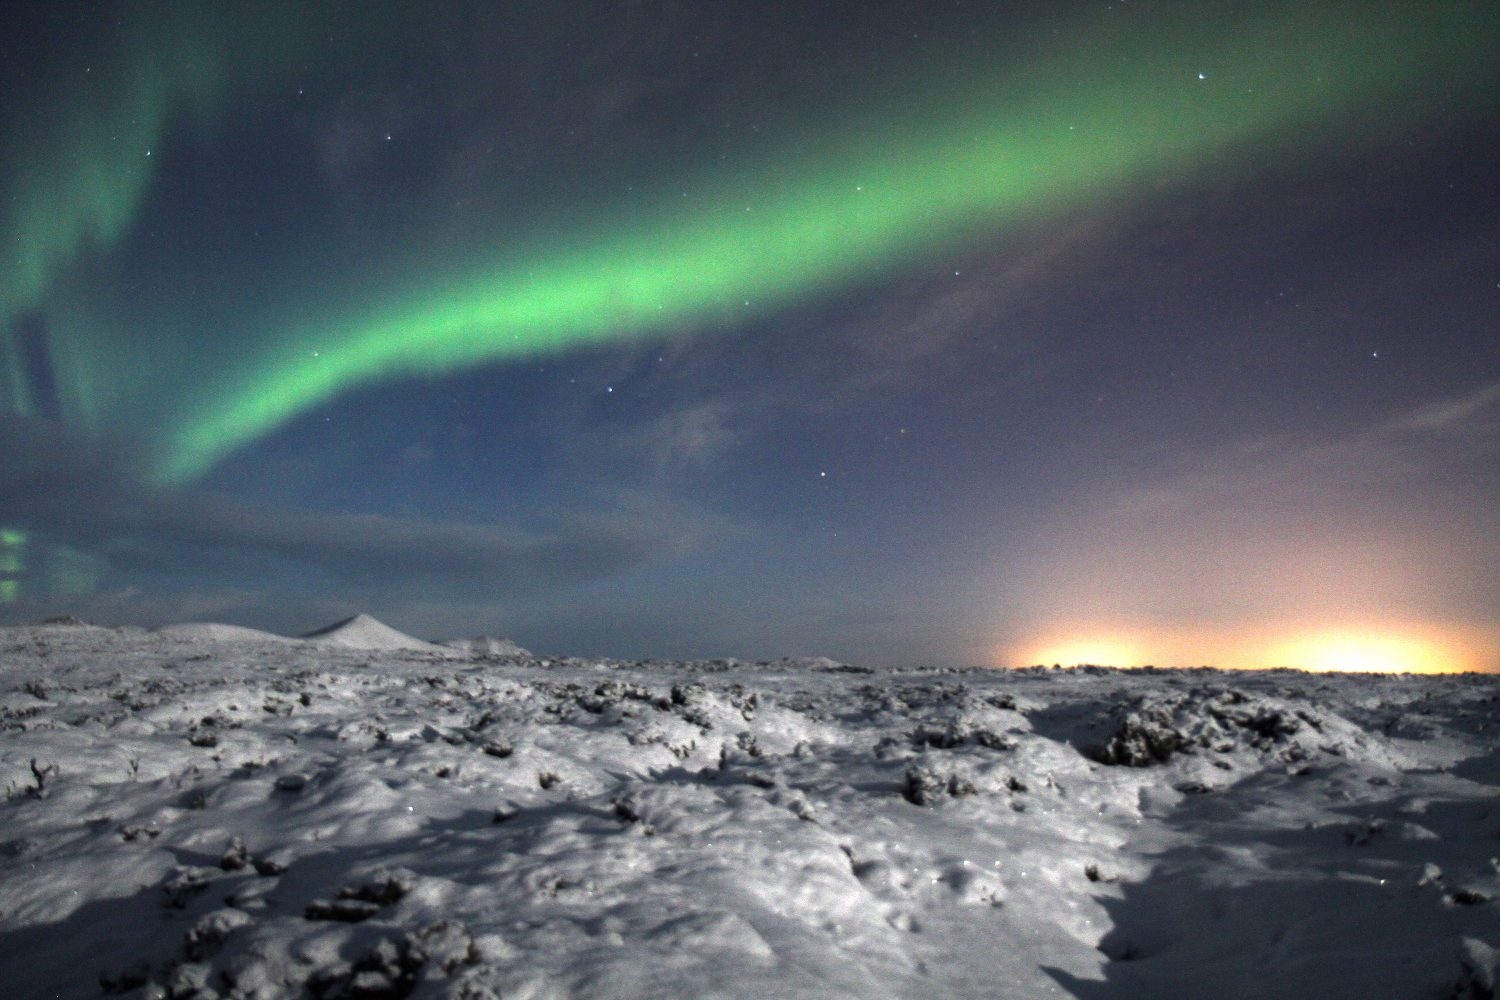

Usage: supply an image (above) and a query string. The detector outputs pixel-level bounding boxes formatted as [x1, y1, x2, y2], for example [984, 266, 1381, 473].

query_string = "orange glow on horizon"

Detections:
[1005, 622, 1489, 674]
[1267, 629, 1456, 675]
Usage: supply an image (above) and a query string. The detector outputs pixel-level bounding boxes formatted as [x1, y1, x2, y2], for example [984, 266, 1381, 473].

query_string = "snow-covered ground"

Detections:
[1, 619, 1497, 999]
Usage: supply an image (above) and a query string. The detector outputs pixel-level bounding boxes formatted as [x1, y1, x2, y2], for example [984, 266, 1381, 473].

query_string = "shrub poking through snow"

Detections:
[902, 763, 978, 805]
[182, 907, 253, 961]
[218, 836, 250, 871]
[913, 718, 1017, 752]
[1093, 708, 1190, 766]
[98, 963, 151, 994]
[253, 855, 287, 876]
[304, 897, 383, 923]
[307, 921, 481, 999]
[1345, 818, 1386, 847]
[25, 757, 58, 798]
[305, 870, 414, 923]
[162, 867, 215, 909]
[913, 721, 971, 750]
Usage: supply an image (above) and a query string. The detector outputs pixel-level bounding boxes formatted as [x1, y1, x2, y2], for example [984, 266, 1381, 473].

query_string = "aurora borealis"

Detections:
[3, 2, 1498, 671]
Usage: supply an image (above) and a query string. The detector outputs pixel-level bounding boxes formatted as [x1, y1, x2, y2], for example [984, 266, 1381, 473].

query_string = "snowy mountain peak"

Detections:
[300, 614, 438, 651]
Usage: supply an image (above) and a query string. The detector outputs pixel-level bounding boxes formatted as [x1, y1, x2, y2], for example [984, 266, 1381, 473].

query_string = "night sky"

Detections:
[3, 2, 1497, 672]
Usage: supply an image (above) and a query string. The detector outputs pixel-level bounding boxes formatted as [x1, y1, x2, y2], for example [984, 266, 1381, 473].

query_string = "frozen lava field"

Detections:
[2, 619, 1498, 999]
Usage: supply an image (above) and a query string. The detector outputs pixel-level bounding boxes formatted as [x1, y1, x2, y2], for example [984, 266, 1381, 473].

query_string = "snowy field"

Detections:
[1, 617, 1498, 1000]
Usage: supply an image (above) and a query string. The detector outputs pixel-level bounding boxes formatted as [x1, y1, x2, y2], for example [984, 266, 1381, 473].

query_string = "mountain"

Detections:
[300, 613, 441, 652]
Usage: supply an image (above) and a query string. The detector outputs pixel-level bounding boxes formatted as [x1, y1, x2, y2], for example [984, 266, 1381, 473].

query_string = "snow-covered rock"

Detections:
[1090, 685, 1402, 769]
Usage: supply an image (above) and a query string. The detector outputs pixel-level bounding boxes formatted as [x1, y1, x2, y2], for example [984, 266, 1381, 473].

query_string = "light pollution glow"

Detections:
[1012, 622, 1486, 674]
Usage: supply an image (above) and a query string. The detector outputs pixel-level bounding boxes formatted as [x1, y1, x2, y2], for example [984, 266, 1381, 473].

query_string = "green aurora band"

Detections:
[0, 6, 352, 416]
[0, 530, 23, 604]
[4, 6, 1496, 483]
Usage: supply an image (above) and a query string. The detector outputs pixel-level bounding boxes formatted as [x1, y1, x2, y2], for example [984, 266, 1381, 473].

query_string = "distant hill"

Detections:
[155, 622, 292, 643]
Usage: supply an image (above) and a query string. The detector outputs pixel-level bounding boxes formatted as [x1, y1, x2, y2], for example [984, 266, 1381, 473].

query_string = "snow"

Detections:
[1, 623, 1497, 999]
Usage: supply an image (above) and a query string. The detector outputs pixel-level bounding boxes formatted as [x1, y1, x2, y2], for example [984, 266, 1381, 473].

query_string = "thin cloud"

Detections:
[1392, 379, 1500, 435]
[0, 416, 667, 601]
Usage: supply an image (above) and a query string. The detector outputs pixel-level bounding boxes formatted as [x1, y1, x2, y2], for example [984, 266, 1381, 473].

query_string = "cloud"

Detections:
[1092, 377, 1500, 522]
[1002, 379, 1500, 636]
[843, 213, 1119, 369]
[0, 416, 668, 605]
[1391, 379, 1500, 436]
[624, 402, 741, 473]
